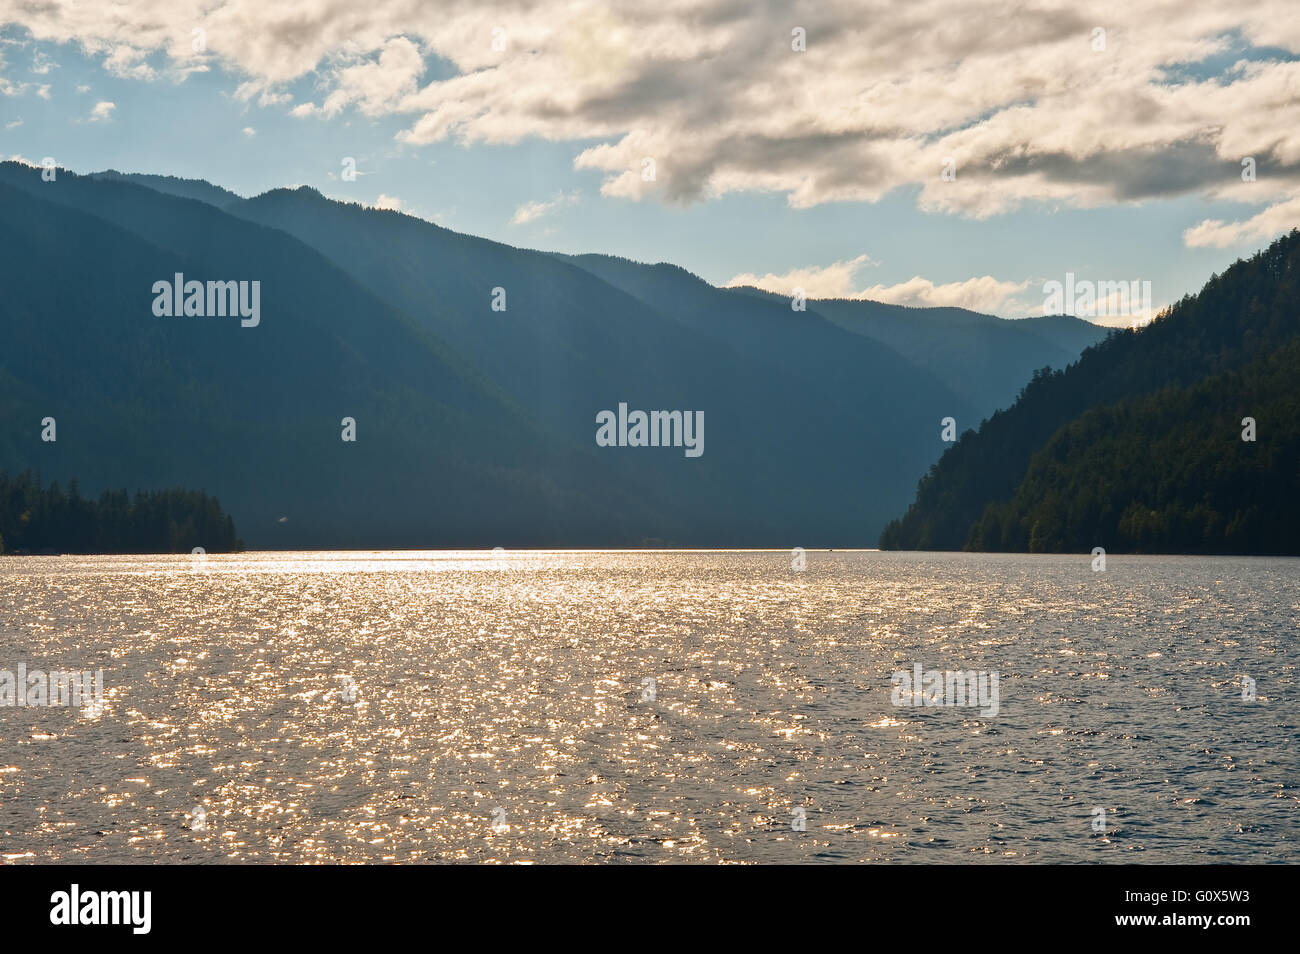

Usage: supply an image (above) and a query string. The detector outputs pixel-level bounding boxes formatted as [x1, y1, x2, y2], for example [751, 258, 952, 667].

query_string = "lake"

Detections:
[1, 550, 1295, 863]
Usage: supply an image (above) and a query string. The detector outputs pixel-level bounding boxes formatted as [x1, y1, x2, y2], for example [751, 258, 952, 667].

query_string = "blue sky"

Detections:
[3, 2, 1298, 323]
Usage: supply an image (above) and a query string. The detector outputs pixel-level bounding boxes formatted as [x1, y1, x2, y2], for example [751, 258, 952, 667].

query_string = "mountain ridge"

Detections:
[0, 161, 1117, 548]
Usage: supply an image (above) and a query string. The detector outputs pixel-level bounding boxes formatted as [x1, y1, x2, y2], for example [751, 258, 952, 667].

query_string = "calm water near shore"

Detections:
[1, 550, 1296, 864]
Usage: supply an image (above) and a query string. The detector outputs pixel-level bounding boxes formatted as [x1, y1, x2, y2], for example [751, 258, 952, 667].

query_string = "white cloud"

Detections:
[234, 80, 290, 107]
[1183, 196, 1300, 248]
[725, 255, 877, 299]
[4, 0, 1300, 232]
[727, 257, 1030, 315]
[373, 193, 404, 211]
[101, 44, 154, 80]
[242, 126, 256, 137]
[857, 276, 1034, 314]
[88, 100, 114, 122]
[510, 191, 578, 225]
[0, 49, 25, 96]
[318, 36, 424, 118]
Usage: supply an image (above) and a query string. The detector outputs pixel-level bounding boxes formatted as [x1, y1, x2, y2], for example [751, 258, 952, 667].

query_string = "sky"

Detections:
[1, 0, 1298, 325]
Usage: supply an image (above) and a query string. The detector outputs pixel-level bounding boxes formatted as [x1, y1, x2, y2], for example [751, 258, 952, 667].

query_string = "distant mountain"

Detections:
[87, 169, 244, 209]
[0, 163, 638, 548]
[0, 160, 1120, 548]
[1008, 313, 1111, 355]
[728, 286, 1109, 421]
[881, 231, 1300, 553]
[100, 170, 1105, 430]
[227, 191, 972, 543]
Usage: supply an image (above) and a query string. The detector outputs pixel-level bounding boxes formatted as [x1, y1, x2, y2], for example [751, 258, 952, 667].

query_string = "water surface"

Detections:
[1, 550, 1295, 863]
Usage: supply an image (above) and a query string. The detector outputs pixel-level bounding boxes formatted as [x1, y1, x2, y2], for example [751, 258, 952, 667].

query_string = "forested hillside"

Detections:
[0, 471, 241, 554]
[882, 231, 1300, 553]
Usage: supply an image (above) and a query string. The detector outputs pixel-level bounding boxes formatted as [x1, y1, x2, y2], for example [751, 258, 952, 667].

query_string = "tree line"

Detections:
[0, 471, 242, 554]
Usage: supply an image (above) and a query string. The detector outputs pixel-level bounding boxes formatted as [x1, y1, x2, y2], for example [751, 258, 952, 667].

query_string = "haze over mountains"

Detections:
[725, 286, 1107, 419]
[1, 161, 1106, 549]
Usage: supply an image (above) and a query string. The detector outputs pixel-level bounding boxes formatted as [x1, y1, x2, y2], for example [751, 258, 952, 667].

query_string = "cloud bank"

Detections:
[726, 256, 1030, 314]
[3, 0, 1299, 243]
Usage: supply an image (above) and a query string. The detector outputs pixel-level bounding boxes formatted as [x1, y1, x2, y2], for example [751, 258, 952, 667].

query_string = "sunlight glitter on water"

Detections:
[0, 550, 1296, 863]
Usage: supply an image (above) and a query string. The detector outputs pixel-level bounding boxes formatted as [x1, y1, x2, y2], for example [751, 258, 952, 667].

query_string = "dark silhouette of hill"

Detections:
[0, 164, 654, 548]
[228, 190, 974, 542]
[0, 470, 241, 554]
[0, 160, 1125, 548]
[966, 339, 1300, 553]
[881, 231, 1300, 552]
[88, 169, 244, 208]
